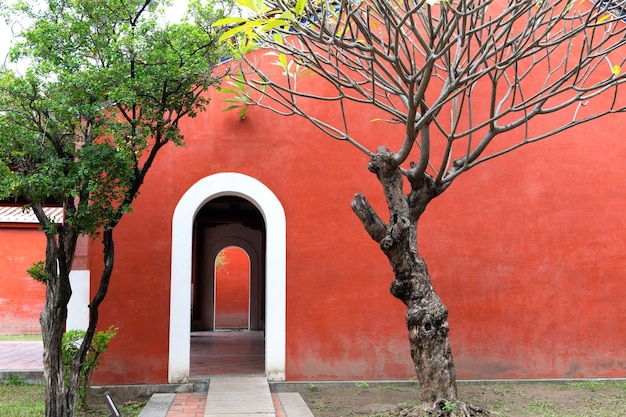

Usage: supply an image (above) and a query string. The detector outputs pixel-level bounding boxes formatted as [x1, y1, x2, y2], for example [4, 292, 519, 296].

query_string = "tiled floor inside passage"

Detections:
[190, 330, 264, 377]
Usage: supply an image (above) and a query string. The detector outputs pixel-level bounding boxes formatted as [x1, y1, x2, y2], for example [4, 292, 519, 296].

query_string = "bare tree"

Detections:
[218, 0, 626, 414]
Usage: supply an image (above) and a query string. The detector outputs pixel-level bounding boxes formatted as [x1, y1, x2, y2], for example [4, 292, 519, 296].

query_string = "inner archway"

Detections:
[215, 246, 250, 329]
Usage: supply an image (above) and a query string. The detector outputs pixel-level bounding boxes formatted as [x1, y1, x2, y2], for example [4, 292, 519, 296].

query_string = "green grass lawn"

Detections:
[0, 378, 144, 417]
[0, 382, 45, 417]
[0, 334, 43, 342]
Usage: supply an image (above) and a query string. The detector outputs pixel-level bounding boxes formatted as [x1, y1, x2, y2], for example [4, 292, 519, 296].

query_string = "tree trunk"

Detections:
[39, 232, 114, 417]
[40, 234, 74, 417]
[34, 204, 85, 417]
[351, 148, 459, 407]
[396, 254, 458, 404]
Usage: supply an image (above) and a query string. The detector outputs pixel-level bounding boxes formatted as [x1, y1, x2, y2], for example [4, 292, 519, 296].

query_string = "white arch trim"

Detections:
[169, 172, 286, 383]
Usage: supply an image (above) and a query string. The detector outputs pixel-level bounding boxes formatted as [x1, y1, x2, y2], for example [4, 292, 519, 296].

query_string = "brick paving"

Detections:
[166, 392, 206, 417]
[164, 392, 288, 417]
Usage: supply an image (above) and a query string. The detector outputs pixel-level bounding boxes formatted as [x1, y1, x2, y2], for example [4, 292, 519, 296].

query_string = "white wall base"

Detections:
[67, 269, 90, 331]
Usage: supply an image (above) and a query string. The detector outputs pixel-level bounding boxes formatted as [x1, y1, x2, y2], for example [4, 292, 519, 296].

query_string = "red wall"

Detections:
[86, 57, 626, 384]
[0, 228, 46, 334]
[215, 247, 250, 329]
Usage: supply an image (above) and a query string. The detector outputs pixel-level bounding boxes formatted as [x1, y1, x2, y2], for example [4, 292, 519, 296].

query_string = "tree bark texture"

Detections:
[38, 221, 75, 417]
[34, 205, 115, 417]
[351, 148, 458, 405]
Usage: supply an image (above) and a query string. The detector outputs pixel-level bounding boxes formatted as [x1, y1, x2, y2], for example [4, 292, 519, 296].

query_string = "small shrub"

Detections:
[6, 374, 26, 386]
[62, 326, 118, 408]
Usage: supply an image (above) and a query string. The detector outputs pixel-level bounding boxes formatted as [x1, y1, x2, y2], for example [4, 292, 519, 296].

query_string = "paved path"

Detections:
[153, 378, 313, 417]
[0, 342, 313, 417]
[205, 376, 275, 416]
[0, 341, 43, 371]
[158, 388, 313, 417]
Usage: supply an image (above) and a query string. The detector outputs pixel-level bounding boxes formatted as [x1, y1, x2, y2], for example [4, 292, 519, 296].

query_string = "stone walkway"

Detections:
[137, 377, 313, 417]
[0, 342, 314, 417]
[0, 341, 44, 371]
[156, 378, 311, 417]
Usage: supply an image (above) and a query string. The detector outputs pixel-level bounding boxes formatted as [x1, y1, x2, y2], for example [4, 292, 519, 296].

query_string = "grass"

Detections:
[0, 380, 44, 417]
[301, 380, 626, 417]
[0, 334, 42, 342]
[0, 378, 144, 417]
[461, 381, 626, 417]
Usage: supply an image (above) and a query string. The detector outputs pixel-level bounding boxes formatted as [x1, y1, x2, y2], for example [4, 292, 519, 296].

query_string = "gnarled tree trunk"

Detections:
[351, 149, 484, 415]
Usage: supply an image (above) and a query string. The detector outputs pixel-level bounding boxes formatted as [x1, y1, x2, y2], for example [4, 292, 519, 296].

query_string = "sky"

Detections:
[0, 0, 190, 71]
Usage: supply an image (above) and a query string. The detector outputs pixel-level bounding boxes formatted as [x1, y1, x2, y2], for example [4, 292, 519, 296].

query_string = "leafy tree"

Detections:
[0, 0, 231, 416]
[217, 0, 626, 414]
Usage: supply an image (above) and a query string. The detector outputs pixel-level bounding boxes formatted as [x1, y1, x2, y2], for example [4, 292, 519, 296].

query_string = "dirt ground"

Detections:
[295, 380, 626, 417]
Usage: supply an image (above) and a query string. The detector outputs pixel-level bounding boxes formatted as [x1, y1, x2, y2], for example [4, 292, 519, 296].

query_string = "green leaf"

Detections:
[223, 104, 244, 112]
[262, 18, 291, 32]
[612, 65, 621, 76]
[213, 16, 248, 27]
[295, 0, 307, 16]
[218, 20, 261, 42]
[279, 53, 289, 70]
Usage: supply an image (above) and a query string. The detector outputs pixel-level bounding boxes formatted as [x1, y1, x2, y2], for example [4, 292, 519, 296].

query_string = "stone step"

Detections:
[275, 392, 315, 417]
[204, 376, 275, 417]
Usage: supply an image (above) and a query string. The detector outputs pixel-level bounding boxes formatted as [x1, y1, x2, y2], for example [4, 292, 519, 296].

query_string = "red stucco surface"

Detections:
[2, 42, 624, 384]
[84, 68, 626, 384]
[0, 228, 46, 334]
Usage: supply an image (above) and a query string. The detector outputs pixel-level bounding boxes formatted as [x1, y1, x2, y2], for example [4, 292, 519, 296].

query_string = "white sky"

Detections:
[0, 0, 189, 71]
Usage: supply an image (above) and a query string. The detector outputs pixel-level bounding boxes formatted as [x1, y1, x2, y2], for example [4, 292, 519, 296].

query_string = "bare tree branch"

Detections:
[224, 0, 626, 193]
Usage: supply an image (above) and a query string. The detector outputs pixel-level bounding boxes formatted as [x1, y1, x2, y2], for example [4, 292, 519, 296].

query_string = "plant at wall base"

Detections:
[0, 1, 233, 416]
[62, 326, 118, 409]
[216, 0, 626, 415]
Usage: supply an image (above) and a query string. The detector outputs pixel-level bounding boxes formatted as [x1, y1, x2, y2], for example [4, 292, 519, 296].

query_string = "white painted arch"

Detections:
[169, 172, 286, 382]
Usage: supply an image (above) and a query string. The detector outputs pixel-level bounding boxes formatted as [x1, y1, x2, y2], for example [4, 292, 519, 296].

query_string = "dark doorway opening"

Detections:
[190, 196, 266, 376]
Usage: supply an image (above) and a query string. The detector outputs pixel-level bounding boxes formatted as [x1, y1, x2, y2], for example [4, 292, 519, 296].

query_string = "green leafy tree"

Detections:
[0, 1, 231, 416]
[217, 0, 626, 414]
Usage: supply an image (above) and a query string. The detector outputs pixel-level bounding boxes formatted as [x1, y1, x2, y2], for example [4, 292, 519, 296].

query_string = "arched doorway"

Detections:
[189, 198, 265, 376]
[169, 173, 286, 383]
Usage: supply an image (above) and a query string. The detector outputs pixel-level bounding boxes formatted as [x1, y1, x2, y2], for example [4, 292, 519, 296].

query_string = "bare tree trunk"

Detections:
[352, 149, 488, 416]
[396, 253, 458, 404]
[350, 148, 481, 415]
[353, 193, 458, 404]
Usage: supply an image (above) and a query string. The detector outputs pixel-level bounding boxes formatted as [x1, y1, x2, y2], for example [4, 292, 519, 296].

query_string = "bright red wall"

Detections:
[215, 247, 250, 329]
[88, 56, 626, 384]
[0, 228, 46, 334]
